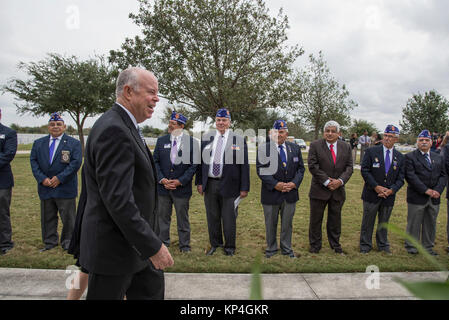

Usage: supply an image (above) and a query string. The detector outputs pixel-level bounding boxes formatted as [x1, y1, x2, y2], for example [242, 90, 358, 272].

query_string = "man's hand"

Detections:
[283, 182, 296, 192]
[240, 191, 248, 198]
[274, 182, 285, 192]
[164, 179, 181, 190]
[375, 186, 389, 199]
[149, 244, 174, 270]
[49, 176, 61, 188]
[42, 178, 52, 187]
[197, 185, 204, 195]
[327, 178, 342, 191]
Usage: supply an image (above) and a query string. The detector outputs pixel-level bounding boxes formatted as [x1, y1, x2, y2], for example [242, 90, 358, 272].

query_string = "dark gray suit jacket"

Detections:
[80, 103, 162, 275]
[307, 139, 353, 201]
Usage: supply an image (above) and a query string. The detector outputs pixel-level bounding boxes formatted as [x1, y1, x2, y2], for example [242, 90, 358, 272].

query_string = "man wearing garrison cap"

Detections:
[256, 120, 305, 258]
[30, 113, 82, 252]
[153, 111, 199, 253]
[0, 108, 17, 256]
[359, 125, 405, 254]
[404, 130, 446, 256]
[195, 108, 250, 256]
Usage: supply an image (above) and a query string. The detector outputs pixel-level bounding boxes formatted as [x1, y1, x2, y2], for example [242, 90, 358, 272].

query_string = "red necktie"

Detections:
[330, 144, 336, 165]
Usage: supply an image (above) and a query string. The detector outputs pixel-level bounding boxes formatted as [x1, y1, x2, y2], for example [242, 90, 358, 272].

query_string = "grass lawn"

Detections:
[1, 152, 448, 273]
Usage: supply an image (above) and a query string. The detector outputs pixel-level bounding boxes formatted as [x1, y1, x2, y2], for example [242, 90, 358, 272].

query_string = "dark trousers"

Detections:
[405, 199, 439, 253]
[40, 198, 76, 249]
[158, 193, 191, 250]
[204, 179, 237, 253]
[309, 197, 344, 251]
[447, 201, 449, 246]
[0, 188, 13, 249]
[86, 264, 164, 300]
[359, 201, 393, 252]
[262, 201, 296, 256]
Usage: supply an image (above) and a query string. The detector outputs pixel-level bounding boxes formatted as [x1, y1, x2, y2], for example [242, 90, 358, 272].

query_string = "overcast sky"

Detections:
[1, 0, 448, 134]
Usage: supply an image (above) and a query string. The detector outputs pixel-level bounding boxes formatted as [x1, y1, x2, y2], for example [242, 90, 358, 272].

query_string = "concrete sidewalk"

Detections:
[0, 268, 447, 300]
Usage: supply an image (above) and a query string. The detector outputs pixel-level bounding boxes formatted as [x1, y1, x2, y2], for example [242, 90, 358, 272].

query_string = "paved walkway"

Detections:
[0, 268, 447, 300]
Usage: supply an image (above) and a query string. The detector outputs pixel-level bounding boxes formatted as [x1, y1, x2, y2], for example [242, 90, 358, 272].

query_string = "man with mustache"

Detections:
[307, 120, 353, 255]
[404, 130, 446, 256]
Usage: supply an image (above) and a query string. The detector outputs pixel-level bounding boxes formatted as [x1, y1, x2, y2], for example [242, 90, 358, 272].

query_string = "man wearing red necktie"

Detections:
[307, 121, 353, 255]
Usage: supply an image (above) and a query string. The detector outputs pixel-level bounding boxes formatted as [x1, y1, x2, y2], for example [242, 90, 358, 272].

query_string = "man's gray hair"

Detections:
[115, 67, 141, 98]
[324, 120, 340, 132]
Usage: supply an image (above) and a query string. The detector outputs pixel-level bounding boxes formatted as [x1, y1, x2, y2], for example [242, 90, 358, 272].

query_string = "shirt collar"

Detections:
[116, 102, 138, 129]
[383, 145, 394, 153]
[216, 129, 230, 140]
[50, 133, 64, 140]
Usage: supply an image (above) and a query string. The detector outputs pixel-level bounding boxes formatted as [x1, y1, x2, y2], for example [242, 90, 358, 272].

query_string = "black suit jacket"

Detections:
[256, 141, 305, 205]
[153, 133, 199, 198]
[361, 145, 405, 206]
[307, 139, 353, 201]
[0, 123, 17, 189]
[195, 130, 250, 198]
[79, 104, 162, 275]
[404, 149, 446, 205]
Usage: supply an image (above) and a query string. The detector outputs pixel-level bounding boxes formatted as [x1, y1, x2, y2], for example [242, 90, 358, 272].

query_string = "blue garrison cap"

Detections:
[216, 108, 231, 119]
[273, 120, 288, 130]
[384, 125, 399, 135]
[49, 112, 64, 122]
[170, 111, 187, 125]
[418, 130, 431, 139]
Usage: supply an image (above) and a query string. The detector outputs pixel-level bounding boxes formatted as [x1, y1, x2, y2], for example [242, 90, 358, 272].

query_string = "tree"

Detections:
[400, 90, 449, 136]
[2, 53, 117, 154]
[349, 119, 379, 137]
[289, 51, 357, 139]
[109, 0, 303, 127]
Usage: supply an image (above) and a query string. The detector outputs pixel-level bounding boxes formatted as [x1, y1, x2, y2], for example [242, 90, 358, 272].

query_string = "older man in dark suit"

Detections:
[360, 125, 405, 254]
[30, 113, 82, 252]
[0, 108, 17, 256]
[307, 120, 353, 254]
[79, 67, 173, 300]
[195, 108, 250, 256]
[153, 111, 199, 253]
[256, 120, 305, 259]
[404, 130, 446, 256]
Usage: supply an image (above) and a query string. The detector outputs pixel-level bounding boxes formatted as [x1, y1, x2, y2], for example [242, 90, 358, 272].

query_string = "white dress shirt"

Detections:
[324, 140, 344, 187]
[116, 102, 138, 129]
[48, 134, 64, 164]
[208, 129, 230, 178]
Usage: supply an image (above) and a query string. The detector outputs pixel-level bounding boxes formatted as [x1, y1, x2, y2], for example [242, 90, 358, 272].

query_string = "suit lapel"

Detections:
[50, 134, 67, 167]
[43, 135, 51, 165]
[113, 104, 152, 165]
[416, 150, 432, 171]
[322, 140, 334, 166]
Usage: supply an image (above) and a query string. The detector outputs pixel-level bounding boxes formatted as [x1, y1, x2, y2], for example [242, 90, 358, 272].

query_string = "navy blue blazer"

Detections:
[30, 133, 82, 200]
[256, 141, 305, 205]
[404, 149, 447, 205]
[153, 133, 199, 198]
[195, 131, 250, 198]
[361, 145, 405, 207]
[0, 123, 17, 189]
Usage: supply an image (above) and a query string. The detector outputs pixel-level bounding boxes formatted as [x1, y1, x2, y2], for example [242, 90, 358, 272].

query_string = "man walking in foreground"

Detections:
[79, 67, 173, 300]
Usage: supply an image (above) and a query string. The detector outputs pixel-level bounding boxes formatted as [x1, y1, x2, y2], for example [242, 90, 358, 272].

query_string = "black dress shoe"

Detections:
[309, 248, 320, 254]
[408, 251, 419, 255]
[224, 251, 234, 256]
[283, 252, 298, 259]
[379, 248, 392, 255]
[334, 248, 346, 255]
[180, 247, 191, 253]
[428, 250, 439, 256]
[360, 250, 369, 254]
[206, 247, 218, 256]
[1, 246, 13, 255]
[39, 245, 56, 252]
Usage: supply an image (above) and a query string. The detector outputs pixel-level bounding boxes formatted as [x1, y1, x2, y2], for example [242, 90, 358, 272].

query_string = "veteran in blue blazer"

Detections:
[256, 120, 305, 258]
[153, 111, 199, 252]
[360, 125, 405, 254]
[195, 108, 250, 256]
[0, 109, 17, 255]
[30, 113, 82, 251]
[404, 130, 446, 255]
